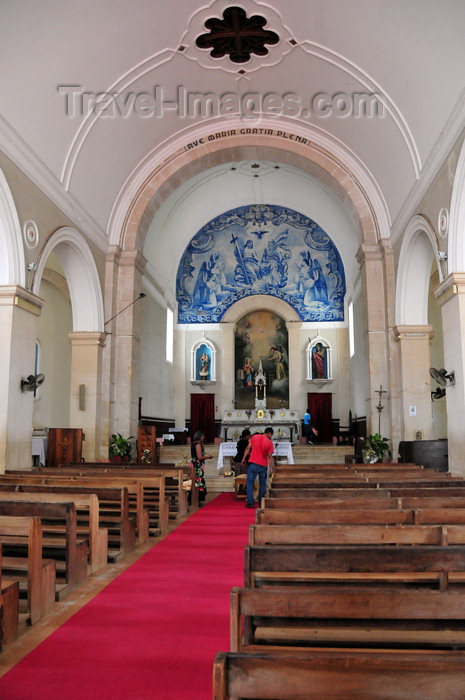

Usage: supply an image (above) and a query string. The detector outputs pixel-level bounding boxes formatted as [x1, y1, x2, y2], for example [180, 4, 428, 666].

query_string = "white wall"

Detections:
[34, 279, 72, 429]
[139, 292, 174, 419]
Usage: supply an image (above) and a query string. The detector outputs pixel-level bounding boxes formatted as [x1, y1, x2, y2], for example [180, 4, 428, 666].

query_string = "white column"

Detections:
[434, 273, 465, 475]
[106, 250, 146, 441]
[68, 331, 107, 461]
[0, 286, 44, 471]
[220, 322, 236, 415]
[357, 244, 390, 434]
[173, 322, 187, 427]
[286, 320, 302, 409]
[394, 325, 435, 441]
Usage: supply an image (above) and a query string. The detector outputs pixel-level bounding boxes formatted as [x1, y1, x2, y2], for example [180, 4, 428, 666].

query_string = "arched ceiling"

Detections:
[1, 0, 465, 249]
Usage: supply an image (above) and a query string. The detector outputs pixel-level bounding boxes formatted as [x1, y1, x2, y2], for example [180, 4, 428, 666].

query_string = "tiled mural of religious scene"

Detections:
[176, 204, 346, 323]
[234, 310, 289, 409]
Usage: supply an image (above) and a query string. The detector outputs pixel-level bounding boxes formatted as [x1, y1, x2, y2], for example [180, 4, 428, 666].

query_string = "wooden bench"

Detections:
[257, 506, 465, 526]
[31, 464, 188, 520]
[230, 585, 465, 652]
[244, 544, 465, 590]
[0, 544, 19, 649]
[0, 487, 107, 573]
[0, 481, 136, 560]
[266, 486, 465, 502]
[249, 523, 465, 547]
[273, 462, 430, 474]
[0, 514, 55, 625]
[1, 474, 146, 543]
[0, 500, 88, 600]
[59, 473, 169, 537]
[213, 648, 465, 699]
[54, 462, 194, 515]
[234, 474, 247, 499]
[262, 495, 399, 510]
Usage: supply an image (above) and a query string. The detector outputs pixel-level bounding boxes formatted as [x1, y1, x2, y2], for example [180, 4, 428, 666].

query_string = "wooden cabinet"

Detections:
[47, 428, 83, 468]
[137, 425, 157, 463]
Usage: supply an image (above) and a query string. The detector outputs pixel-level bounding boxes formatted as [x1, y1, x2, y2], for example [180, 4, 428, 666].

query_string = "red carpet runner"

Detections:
[0, 493, 256, 699]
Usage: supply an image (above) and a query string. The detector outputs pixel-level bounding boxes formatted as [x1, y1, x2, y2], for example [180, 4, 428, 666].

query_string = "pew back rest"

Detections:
[244, 544, 465, 589]
[213, 649, 465, 700]
[249, 523, 465, 546]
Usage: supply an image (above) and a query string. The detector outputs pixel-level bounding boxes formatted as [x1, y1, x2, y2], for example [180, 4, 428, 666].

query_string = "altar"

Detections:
[220, 408, 300, 444]
[217, 440, 294, 469]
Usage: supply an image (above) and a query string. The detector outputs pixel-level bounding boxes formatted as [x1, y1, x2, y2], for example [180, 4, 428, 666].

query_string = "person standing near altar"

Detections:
[190, 430, 213, 505]
[242, 427, 274, 508]
[232, 429, 251, 476]
[303, 408, 313, 444]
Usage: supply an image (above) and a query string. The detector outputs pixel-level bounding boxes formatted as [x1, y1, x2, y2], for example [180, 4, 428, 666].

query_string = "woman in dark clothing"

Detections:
[190, 430, 213, 503]
[232, 429, 251, 476]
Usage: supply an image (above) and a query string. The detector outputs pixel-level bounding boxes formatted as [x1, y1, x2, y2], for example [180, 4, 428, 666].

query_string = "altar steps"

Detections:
[158, 443, 354, 493]
[158, 443, 352, 467]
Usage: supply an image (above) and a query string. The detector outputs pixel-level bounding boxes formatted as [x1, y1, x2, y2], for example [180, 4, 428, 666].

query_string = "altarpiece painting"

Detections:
[234, 310, 289, 409]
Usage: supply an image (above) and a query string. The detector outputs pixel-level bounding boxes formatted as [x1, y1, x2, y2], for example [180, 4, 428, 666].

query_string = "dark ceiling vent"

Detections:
[196, 6, 279, 64]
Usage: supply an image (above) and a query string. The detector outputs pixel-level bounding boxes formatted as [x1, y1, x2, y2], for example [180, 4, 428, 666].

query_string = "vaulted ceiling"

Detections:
[1, 0, 465, 253]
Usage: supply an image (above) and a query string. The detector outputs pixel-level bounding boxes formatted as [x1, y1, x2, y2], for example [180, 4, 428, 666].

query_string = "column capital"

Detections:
[356, 243, 383, 266]
[434, 272, 465, 305]
[68, 331, 107, 347]
[0, 285, 44, 316]
[119, 248, 147, 274]
[393, 325, 434, 341]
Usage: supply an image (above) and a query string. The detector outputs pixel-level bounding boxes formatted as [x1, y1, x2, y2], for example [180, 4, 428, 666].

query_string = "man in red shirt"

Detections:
[241, 427, 274, 507]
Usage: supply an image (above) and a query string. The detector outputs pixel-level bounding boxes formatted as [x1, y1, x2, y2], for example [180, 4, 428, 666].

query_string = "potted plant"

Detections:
[363, 433, 391, 463]
[109, 433, 134, 462]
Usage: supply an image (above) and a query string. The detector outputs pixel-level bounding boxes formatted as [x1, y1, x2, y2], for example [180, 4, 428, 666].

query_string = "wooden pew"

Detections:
[213, 648, 465, 699]
[257, 506, 465, 526]
[273, 462, 429, 474]
[256, 507, 413, 525]
[267, 486, 465, 500]
[0, 481, 136, 559]
[0, 487, 107, 573]
[0, 544, 19, 650]
[31, 464, 188, 520]
[249, 523, 465, 547]
[65, 473, 168, 537]
[244, 544, 465, 590]
[261, 496, 399, 510]
[0, 500, 88, 600]
[262, 494, 465, 512]
[230, 585, 465, 652]
[0, 515, 55, 625]
[1, 474, 148, 544]
[54, 462, 194, 515]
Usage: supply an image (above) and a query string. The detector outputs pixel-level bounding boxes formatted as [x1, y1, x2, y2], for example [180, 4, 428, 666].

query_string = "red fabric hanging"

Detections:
[190, 392, 215, 442]
[307, 392, 333, 443]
